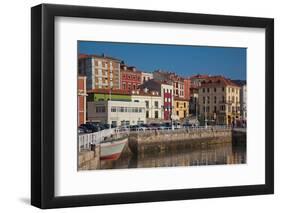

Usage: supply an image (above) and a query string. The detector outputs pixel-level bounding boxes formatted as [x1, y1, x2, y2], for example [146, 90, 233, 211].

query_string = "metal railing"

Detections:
[78, 128, 116, 152]
[116, 125, 232, 135]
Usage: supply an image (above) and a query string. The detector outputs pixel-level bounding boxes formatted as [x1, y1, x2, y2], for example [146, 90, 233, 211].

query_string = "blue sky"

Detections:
[78, 41, 246, 80]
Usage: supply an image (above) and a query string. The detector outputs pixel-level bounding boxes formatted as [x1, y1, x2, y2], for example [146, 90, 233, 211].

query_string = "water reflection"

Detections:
[100, 142, 246, 169]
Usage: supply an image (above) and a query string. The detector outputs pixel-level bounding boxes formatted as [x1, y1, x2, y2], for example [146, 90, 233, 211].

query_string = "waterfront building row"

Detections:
[78, 54, 246, 126]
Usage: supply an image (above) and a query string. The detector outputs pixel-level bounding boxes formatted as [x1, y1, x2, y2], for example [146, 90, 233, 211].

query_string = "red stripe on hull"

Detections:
[100, 152, 121, 160]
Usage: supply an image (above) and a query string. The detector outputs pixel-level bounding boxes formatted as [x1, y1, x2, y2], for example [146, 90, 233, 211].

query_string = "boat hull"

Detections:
[100, 138, 127, 160]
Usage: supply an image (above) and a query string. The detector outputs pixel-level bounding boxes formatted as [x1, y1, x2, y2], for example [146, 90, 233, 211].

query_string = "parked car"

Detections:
[78, 127, 86, 134]
[80, 123, 100, 133]
[87, 122, 106, 130]
[148, 123, 161, 130]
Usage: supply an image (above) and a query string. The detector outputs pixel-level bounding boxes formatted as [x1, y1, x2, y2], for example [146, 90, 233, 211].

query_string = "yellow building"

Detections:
[198, 76, 240, 125]
[174, 97, 189, 120]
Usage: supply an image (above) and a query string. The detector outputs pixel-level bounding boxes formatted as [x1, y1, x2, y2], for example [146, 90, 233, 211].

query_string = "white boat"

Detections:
[100, 136, 128, 160]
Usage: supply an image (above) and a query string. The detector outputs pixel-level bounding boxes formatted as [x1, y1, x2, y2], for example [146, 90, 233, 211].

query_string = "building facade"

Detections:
[153, 70, 185, 98]
[87, 100, 146, 126]
[78, 75, 87, 126]
[141, 72, 153, 84]
[240, 84, 247, 121]
[198, 76, 240, 125]
[174, 97, 189, 120]
[120, 64, 142, 91]
[78, 54, 121, 90]
[233, 80, 247, 121]
[189, 74, 210, 115]
[183, 78, 191, 100]
[161, 84, 174, 120]
[131, 90, 163, 122]
[139, 79, 174, 121]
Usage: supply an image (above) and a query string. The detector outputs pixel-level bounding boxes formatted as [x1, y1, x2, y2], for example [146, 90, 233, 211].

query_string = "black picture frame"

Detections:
[31, 3, 274, 209]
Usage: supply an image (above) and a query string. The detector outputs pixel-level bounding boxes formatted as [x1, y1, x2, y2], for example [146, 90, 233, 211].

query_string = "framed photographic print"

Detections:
[31, 3, 274, 209]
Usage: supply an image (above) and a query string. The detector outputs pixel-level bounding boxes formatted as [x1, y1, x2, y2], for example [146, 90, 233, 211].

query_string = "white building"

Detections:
[87, 100, 146, 126]
[131, 90, 163, 121]
[141, 72, 153, 84]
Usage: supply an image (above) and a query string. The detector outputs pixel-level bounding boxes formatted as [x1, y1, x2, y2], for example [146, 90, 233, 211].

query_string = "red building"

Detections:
[120, 64, 142, 91]
[184, 78, 191, 100]
[78, 75, 87, 126]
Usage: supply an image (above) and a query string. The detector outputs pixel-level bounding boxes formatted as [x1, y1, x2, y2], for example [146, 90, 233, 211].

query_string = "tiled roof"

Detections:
[200, 76, 240, 87]
[131, 89, 161, 97]
[78, 54, 122, 62]
[190, 74, 210, 79]
[87, 89, 131, 95]
[174, 96, 189, 101]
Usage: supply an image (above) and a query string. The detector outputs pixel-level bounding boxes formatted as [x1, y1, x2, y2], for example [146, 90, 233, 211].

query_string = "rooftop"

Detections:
[200, 76, 240, 87]
[79, 54, 122, 62]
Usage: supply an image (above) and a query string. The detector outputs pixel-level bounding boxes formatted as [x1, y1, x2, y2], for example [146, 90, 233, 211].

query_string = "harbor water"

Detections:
[100, 141, 246, 169]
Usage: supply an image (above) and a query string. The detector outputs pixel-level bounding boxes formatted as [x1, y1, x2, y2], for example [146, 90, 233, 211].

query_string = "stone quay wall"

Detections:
[78, 144, 101, 170]
[128, 128, 232, 154]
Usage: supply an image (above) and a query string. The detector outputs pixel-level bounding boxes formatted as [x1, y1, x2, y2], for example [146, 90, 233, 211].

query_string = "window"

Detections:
[176, 111, 179, 115]
[155, 111, 159, 118]
[222, 87, 225, 92]
[214, 96, 217, 104]
[203, 88, 205, 93]
[125, 121, 130, 126]
[154, 101, 158, 108]
[145, 101, 149, 108]
[111, 107, 117, 112]
[214, 106, 217, 113]
[176, 102, 179, 108]
[184, 102, 186, 108]
[137, 120, 144, 125]
[146, 111, 149, 118]
[203, 97, 205, 104]
[222, 96, 225, 102]
[96, 106, 105, 113]
[214, 87, 216, 92]
[207, 96, 210, 104]
[120, 107, 124, 112]
[207, 88, 210, 93]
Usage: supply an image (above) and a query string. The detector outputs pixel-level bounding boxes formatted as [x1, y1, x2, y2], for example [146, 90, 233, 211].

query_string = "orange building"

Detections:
[78, 75, 87, 126]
